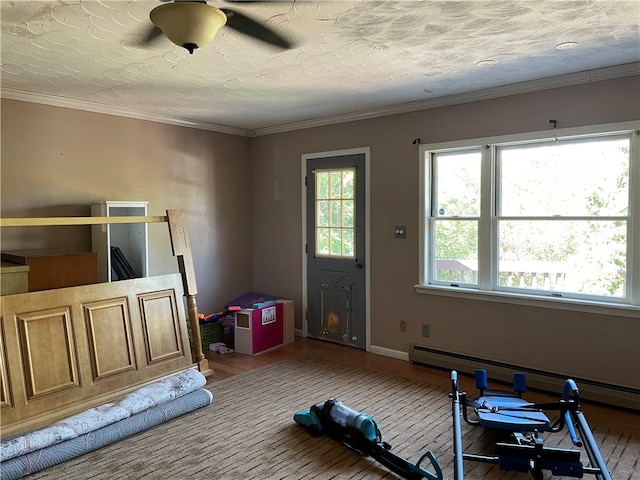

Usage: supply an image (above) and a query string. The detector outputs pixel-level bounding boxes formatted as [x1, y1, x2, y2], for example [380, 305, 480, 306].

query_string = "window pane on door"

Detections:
[315, 168, 356, 258]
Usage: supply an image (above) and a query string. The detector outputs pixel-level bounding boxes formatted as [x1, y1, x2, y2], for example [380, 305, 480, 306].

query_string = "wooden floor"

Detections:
[205, 336, 639, 434]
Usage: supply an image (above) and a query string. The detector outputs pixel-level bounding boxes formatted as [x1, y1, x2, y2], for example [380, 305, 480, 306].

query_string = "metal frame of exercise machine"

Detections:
[451, 370, 611, 480]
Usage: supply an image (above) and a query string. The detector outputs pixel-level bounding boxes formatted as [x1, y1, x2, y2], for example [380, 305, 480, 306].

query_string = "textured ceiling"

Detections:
[1, 0, 639, 135]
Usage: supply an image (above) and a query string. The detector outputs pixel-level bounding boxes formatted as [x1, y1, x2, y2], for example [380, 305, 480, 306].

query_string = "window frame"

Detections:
[417, 121, 640, 315]
[429, 146, 483, 288]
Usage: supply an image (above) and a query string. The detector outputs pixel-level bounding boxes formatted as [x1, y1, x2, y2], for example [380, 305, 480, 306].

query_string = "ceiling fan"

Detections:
[138, 0, 293, 54]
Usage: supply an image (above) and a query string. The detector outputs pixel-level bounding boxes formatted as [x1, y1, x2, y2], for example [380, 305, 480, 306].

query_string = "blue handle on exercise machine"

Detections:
[475, 369, 488, 391]
[562, 378, 578, 401]
[563, 379, 582, 446]
[513, 372, 526, 395]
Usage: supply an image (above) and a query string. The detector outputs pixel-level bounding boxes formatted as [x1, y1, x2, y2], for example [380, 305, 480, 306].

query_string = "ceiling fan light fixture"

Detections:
[150, 2, 227, 54]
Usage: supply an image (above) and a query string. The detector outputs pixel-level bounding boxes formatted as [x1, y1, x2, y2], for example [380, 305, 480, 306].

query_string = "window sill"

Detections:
[414, 284, 640, 318]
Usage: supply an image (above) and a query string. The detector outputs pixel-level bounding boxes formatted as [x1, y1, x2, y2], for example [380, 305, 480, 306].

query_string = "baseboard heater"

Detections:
[409, 343, 639, 411]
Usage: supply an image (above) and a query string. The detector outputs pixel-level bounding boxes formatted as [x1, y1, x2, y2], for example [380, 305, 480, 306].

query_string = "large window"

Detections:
[420, 122, 639, 308]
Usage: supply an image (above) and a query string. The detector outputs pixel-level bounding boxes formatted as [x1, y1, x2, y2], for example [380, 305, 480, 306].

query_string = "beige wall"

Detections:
[1, 99, 254, 313]
[250, 76, 640, 390]
[2, 76, 639, 390]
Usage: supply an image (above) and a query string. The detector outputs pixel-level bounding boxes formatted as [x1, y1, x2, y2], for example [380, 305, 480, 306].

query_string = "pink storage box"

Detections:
[234, 300, 294, 355]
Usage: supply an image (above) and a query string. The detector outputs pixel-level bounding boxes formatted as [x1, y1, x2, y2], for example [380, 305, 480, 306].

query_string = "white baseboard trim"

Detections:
[369, 345, 409, 361]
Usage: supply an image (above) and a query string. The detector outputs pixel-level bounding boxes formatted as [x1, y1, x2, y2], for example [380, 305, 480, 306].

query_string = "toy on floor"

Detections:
[450, 369, 611, 480]
[294, 398, 442, 480]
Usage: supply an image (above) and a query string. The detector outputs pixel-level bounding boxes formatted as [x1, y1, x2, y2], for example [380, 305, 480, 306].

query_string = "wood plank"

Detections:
[0, 274, 193, 437]
[0, 216, 167, 227]
[165, 209, 209, 374]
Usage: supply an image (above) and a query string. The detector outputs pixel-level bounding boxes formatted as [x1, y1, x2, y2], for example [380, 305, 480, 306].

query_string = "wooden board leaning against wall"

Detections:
[0, 210, 210, 436]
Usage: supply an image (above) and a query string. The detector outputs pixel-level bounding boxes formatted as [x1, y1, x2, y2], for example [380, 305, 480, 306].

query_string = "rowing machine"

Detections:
[451, 369, 611, 480]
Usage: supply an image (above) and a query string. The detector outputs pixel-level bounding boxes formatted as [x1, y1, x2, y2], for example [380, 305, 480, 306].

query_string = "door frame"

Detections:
[301, 147, 371, 352]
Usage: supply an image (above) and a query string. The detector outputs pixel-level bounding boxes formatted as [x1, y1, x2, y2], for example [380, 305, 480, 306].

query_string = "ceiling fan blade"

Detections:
[136, 25, 165, 47]
[220, 8, 293, 49]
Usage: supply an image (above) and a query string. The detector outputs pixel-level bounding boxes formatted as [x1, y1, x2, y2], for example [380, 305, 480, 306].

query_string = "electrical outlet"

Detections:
[394, 225, 407, 238]
[399, 319, 407, 332]
[422, 324, 430, 337]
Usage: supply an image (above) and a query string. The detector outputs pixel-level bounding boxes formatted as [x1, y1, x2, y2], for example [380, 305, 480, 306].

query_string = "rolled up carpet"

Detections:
[0, 388, 213, 479]
[1, 368, 207, 462]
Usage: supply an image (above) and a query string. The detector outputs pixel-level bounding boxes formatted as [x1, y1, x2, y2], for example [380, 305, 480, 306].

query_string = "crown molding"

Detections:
[252, 62, 640, 136]
[2, 62, 638, 138]
[0, 89, 253, 137]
